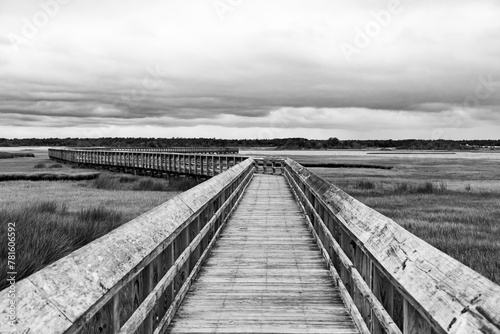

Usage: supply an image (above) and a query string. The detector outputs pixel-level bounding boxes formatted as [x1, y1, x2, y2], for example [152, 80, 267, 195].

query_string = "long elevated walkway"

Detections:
[167, 174, 360, 333]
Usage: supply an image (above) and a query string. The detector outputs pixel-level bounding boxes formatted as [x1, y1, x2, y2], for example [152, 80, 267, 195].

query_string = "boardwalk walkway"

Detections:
[167, 174, 360, 333]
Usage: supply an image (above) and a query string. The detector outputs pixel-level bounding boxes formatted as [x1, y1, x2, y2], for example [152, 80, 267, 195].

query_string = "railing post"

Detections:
[144, 263, 154, 333]
[372, 264, 394, 334]
[354, 247, 372, 329]
[340, 230, 354, 297]
[112, 294, 120, 333]
[403, 300, 431, 334]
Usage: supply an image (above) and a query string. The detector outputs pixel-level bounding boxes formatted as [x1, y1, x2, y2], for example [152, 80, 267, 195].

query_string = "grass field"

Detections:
[1, 148, 498, 288]
[0, 149, 196, 290]
[285, 154, 500, 285]
[0, 151, 35, 159]
[0, 148, 91, 174]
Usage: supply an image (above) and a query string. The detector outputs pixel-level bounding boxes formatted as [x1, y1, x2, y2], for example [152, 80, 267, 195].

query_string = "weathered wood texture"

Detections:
[252, 157, 285, 175]
[285, 168, 399, 334]
[3, 153, 498, 334]
[284, 158, 500, 334]
[167, 174, 360, 334]
[48, 148, 246, 177]
[0, 158, 255, 334]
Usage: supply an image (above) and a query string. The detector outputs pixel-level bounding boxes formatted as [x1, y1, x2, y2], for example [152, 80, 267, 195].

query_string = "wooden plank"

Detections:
[0, 157, 254, 333]
[285, 158, 500, 334]
[116, 167, 254, 334]
[285, 168, 401, 334]
[167, 174, 360, 334]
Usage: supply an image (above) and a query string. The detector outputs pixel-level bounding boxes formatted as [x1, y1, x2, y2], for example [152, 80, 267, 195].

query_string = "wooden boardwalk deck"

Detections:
[167, 174, 360, 334]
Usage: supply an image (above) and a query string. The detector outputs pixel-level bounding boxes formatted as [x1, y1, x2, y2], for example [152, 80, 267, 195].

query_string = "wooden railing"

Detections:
[48, 148, 245, 177]
[66, 147, 239, 154]
[0, 158, 255, 333]
[252, 157, 285, 174]
[283, 158, 500, 334]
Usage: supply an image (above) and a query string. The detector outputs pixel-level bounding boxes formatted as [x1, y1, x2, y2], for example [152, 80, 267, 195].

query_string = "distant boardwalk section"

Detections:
[48, 147, 243, 178]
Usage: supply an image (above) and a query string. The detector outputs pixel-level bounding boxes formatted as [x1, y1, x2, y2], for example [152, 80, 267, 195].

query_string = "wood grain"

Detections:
[285, 158, 500, 334]
[0, 158, 254, 333]
[167, 174, 360, 334]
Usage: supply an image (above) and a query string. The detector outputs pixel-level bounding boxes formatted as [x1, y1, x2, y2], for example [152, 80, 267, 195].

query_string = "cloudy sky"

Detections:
[1, 0, 499, 139]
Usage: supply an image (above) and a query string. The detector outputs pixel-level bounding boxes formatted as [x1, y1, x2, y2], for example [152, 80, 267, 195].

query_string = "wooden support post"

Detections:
[403, 300, 431, 334]
[189, 217, 201, 270]
[112, 294, 120, 333]
[164, 243, 174, 313]
[340, 230, 354, 297]
[354, 247, 372, 329]
[143, 264, 154, 334]
[211, 156, 215, 176]
[372, 265, 394, 334]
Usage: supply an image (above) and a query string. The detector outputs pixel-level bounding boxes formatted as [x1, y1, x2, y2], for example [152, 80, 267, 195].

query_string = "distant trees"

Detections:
[0, 137, 499, 150]
[328, 137, 340, 146]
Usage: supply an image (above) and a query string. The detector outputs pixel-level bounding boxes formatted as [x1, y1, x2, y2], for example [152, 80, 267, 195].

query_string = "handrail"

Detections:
[64, 147, 239, 154]
[283, 158, 500, 334]
[252, 156, 285, 174]
[48, 148, 246, 177]
[285, 168, 400, 334]
[0, 158, 255, 333]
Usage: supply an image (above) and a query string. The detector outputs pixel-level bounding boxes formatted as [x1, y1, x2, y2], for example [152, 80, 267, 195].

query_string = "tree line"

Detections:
[0, 137, 499, 150]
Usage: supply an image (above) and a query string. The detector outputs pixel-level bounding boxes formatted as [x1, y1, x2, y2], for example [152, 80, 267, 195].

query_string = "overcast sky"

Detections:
[1, 0, 499, 139]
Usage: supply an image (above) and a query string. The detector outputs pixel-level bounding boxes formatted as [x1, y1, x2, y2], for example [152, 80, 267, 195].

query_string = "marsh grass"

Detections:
[0, 172, 100, 181]
[0, 152, 35, 159]
[0, 174, 182, 288]
[355, 180, 375, 190]
[168, 177, 200, 191]
[89, 173, 200, 192]
[133, 179, 169, 191]
[370, 195, 500, 284]
[34, 162, 63, 169]
[0, 201, 125, 291]
[314, 162, 500, 284]
[0, 151, 91, 174]
[393, 181, 447, 194]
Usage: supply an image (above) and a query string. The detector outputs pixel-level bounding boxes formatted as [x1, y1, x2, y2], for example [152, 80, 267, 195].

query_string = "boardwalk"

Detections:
[5, 150, 499, 334]
[167, 174, 360, 333]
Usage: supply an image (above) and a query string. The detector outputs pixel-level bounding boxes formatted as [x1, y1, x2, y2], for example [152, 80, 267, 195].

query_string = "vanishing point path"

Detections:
[167, 174, 360, 333]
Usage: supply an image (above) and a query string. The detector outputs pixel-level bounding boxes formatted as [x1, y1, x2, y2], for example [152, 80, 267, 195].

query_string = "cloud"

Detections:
[0, 0, 499, 139]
